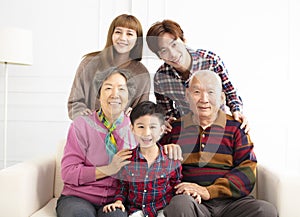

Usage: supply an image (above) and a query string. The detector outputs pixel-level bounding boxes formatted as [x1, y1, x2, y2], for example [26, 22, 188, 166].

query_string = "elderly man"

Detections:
[160, 70, 277, 217]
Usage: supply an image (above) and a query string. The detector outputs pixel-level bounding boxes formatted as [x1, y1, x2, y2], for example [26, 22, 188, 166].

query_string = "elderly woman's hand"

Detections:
[96, 149, 132, 179]
[107, 149, 132, 175]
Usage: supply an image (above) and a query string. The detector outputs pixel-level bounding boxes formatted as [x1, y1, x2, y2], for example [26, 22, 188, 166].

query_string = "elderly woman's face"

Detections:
[99, 72, 129, 119]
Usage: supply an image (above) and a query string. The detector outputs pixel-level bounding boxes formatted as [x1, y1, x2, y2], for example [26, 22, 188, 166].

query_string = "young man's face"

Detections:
[157, 32, 190, 70]
[131, 115, 164, 149]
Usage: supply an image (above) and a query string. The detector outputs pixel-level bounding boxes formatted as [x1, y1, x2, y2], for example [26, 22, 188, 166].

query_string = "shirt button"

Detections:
[202, 134, 205, 138]
[145, 175, 148, 178]
[201, 144, 205, 148]
[144, 189, 147, 193]
[142, 205, 145, 208]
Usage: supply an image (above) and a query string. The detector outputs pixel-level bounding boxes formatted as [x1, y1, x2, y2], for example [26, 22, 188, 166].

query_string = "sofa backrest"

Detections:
[54, 139, 66, 198]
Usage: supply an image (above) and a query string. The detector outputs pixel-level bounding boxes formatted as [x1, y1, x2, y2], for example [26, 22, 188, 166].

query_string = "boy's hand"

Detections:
[103, 200, 125, 212]
[163, 143, 183, 161]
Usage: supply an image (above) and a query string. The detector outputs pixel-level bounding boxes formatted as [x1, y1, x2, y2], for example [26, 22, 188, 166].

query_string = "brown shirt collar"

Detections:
[182, 110, 227, 129]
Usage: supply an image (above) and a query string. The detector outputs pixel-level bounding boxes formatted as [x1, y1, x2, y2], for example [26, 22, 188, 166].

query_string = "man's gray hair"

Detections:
[188, 70, 222, 92]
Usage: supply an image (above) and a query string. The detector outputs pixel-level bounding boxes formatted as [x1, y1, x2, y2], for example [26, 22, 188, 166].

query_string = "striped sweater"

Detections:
[160, 110, 257, 199]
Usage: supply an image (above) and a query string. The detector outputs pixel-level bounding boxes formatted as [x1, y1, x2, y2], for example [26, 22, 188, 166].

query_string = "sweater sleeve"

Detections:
[61, 122, 97, 186]
[206, 130, 257, 199]
[68, 55, 99, 120]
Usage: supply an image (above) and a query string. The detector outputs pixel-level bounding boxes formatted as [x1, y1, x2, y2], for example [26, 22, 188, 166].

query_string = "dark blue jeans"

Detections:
[56, 195, 128, 217]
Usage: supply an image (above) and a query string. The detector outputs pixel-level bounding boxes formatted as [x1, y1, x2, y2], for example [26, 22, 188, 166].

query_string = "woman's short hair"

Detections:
[93, 67, 136, 101]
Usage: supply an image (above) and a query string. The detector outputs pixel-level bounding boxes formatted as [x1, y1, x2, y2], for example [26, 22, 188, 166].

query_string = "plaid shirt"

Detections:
[114, 144, 182, 217]
[154, 47, 243, 119]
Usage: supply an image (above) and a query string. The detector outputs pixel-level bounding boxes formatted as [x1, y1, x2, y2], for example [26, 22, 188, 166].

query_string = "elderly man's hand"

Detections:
[163, 143, 183, 161]
[174, 182, 210, 201]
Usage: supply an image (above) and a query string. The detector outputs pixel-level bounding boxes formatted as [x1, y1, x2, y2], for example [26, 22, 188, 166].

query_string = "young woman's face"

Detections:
[99, 73, 129, 121]
[112, 26, 137, 54]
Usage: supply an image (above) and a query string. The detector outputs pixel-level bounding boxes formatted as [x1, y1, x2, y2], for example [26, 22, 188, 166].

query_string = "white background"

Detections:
[0, 0, 299, 174]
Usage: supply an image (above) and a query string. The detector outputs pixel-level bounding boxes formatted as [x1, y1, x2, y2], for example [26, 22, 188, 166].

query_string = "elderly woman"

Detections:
[56, 67, 137, 217]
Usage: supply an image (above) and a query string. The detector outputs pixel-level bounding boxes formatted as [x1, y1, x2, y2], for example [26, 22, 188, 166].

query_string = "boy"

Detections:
[103, 101, 183, 217]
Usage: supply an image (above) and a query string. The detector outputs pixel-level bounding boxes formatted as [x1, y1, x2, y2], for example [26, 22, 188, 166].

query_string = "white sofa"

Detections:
[0, 139, 299, 217]
[0, 139, 65, 217]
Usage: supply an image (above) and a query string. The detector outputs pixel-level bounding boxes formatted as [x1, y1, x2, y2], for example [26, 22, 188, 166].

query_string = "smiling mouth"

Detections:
[109, 102, 121, 105]
[141, 138, 152, 143]
[198, 106, 210, 110]
[117, 42, 128, 47]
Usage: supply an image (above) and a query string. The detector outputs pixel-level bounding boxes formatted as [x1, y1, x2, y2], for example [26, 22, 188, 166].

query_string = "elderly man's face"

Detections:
[187, 74, 224, 120]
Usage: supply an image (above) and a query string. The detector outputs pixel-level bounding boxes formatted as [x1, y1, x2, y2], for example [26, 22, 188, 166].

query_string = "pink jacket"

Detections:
[61, 111, 137, 205]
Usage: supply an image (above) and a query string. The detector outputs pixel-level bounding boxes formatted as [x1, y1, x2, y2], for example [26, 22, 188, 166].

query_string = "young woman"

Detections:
[68, 14, 150, 120]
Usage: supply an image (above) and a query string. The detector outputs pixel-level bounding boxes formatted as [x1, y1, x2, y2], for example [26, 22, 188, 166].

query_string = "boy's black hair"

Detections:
[130, 101, 165, 125]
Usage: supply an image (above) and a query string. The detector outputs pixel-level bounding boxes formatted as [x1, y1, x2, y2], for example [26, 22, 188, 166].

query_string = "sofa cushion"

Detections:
[30, 198, 58, 217]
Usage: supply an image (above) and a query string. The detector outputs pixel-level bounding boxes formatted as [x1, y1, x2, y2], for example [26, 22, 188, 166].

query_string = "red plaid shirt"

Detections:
[154, 47, 243, 119]
[114, 144, 182, 217]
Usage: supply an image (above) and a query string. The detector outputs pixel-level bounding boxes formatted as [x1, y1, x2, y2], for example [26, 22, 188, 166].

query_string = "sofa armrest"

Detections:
[257, 164, 300, 217]
[0, 155, 56, 217]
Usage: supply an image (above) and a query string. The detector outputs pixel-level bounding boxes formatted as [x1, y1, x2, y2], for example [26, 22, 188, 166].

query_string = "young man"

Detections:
[146, 19, 249, 133]
[160, 70, 278, 217]
[103, 101, 183, 217]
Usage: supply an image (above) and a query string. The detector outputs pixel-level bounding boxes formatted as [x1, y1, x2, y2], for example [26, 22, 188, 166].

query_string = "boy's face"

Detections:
[131, 115, 164, 149]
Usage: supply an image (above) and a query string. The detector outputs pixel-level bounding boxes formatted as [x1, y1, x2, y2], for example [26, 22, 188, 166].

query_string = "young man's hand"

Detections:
[232, 111, 250, 133]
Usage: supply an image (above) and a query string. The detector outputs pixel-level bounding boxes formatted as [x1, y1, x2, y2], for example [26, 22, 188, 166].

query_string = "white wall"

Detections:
[0, 0, 299, 174]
